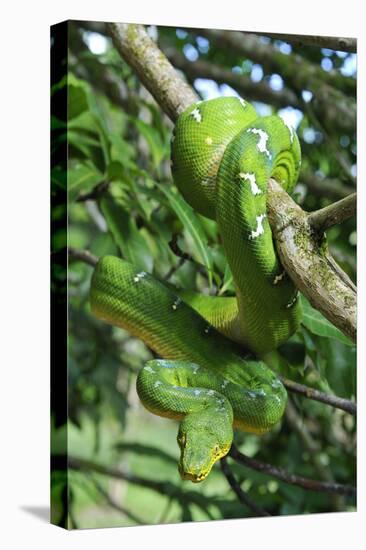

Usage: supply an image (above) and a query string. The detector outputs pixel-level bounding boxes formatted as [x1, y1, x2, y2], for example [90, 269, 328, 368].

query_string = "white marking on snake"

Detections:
[286, 292, 299, 309]
[172, 297, 182, 311]
[204, 326, 211, 334]
[154, 380, 163, 388]
[193, 366, 200, 375]
[284, 121, 295, 143]
[239, 172, 262, 196]
[144, 365, 156, 374]
[221, 380, 229, 389]
[190, 107, 202, 123]
[133, 271, 147, 283]
[273, 271, 285, 285]
[194, 389, 201, 396]
[207, 390, 215, 396]
[239, 98, 247, 107]
[205, 136, 213, 145]
[246, 128, 272, 159]
[249, 214, 266, 240]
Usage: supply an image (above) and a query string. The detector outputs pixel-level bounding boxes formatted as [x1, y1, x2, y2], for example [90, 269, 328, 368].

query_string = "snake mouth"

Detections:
[178, 468, 209, 483]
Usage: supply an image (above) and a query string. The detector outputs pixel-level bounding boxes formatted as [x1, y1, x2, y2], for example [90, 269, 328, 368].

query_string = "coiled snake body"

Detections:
[90, 97, 302, 482]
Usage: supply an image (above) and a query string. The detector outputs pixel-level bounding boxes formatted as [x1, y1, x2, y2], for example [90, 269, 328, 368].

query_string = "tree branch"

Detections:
[107, 23, 198, 121]
[257, 32, 357, 54]
[308, 192, 356, 233]
[68, 455, 226, 515]
[163, 47, 300, 110]
[194, 29, 356, 132]
[300, 170, 355, 201]
[106, 23, 356, 342]
[281, 376, 356, 415]
[196, 29, 355, 93]
[220, 457, 271, 517]
[68, 247, 98, 267]
[229, 445, 356, 497]
[266, 178, 356, 341]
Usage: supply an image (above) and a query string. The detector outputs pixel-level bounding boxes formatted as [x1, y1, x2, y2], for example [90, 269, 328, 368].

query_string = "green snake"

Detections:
[90, 96, 302, 482]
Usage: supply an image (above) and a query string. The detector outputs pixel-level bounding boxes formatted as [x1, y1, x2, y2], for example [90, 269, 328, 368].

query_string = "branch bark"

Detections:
[267, 179, 356, 341]
[107, 23, 198, 121]
[106, 23, 356, 342]
[229, 445, 355, 497]
[308, 192, 356, 233]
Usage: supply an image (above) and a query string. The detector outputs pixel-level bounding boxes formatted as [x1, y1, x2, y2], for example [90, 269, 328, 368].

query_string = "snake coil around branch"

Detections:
[89, 97, 310, 482]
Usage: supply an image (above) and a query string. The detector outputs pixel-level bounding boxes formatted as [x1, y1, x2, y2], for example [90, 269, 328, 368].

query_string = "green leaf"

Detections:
[68, 84, 89, 120]
[300, 295, 354, 346]
[68, 160, 104, 202]
[99, 192, 153, 272]
[158, 184, 213, 287]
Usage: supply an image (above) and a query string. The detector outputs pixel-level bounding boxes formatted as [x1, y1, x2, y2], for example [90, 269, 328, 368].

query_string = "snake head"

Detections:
[177, 409, 233, 483]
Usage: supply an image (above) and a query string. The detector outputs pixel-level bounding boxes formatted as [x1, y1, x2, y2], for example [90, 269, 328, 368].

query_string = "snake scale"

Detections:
[90, 96, 302, 482]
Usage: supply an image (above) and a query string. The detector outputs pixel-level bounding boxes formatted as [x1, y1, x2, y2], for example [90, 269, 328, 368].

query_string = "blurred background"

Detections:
[51, 21, 356, 528]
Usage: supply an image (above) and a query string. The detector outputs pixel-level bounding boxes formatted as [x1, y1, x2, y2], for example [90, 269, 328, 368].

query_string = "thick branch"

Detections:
[267, 179, 356, 341]
[229, 446, 355, 497]
[107, 23, 198, 121]
[257, 32, 357, 54]
[308, 192, 356, 233]
[220, 457, 271, 517]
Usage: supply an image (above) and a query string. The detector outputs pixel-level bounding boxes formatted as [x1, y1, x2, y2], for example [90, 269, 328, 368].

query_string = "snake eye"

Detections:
[214, 445, 220, 455]
[178, 434, 186, 447]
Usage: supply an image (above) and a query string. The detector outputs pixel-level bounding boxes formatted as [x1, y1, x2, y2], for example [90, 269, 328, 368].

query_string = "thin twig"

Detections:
[308, 193, 357, 233]
[163, 256, 186, 281]
[220, 457, 271, 517]
[229, 445, 356, 497]
[281, 377, 356, 415]
[68, 247, 98, 267]
[90, 475, 145, 524]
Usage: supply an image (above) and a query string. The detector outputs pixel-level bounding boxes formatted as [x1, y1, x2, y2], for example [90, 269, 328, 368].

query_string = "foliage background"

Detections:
[51, 21, 356, 528]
